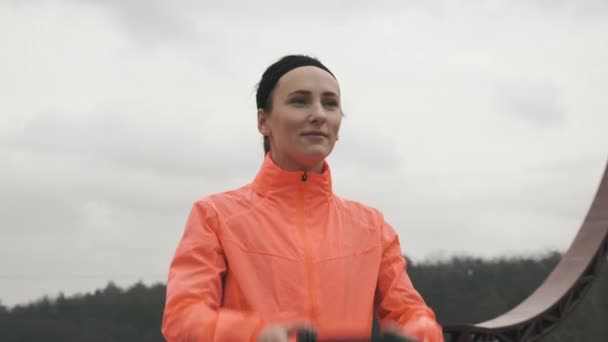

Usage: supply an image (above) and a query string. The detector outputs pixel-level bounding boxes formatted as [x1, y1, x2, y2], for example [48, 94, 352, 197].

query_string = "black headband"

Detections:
[256, 55, 335, 110]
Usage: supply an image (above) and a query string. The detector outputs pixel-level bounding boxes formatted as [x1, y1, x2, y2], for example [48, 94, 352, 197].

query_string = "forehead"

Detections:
[274, 66, 340, 95]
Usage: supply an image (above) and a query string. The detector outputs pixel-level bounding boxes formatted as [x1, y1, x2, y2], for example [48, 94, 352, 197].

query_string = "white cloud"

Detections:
[1, 0, 608, 307]
[495, 78, 565, 126]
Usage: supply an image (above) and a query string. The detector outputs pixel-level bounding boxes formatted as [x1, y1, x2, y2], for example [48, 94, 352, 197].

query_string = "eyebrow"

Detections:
[288, 90, 338, 97]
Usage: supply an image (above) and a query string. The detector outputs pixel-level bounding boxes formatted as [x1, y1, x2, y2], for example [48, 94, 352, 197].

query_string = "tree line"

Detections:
[1, 251, 606, 341]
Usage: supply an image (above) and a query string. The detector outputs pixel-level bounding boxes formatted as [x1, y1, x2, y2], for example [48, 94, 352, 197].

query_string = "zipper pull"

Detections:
[301, 170, 308, 182]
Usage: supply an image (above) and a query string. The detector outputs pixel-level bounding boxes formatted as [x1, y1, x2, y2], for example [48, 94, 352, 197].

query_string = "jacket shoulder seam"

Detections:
[334, 195, 384, 230]
[200, 186, 268, 236]
[222, 238, 300, 261]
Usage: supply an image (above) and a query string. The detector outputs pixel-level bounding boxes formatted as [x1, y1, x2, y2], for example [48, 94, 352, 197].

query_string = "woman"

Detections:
[161, 55, 443, 342]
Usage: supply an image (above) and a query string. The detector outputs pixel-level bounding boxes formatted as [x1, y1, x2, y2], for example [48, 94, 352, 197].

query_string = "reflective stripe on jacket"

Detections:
[162, 154, 443, 341]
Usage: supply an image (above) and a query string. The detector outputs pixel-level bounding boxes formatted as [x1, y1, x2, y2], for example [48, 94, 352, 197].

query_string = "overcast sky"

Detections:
[1, 0, 608, 308]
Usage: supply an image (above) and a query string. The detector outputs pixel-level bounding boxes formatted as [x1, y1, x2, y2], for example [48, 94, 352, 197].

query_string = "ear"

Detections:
[257, 109, 271, 136]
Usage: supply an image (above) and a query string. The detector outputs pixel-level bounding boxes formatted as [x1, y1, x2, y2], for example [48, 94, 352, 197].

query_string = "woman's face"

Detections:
[258, 66, 342, 171]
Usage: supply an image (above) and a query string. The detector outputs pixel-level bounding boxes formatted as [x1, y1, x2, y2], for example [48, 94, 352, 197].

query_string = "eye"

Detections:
[290, 97, 307, 105]
[324, 100, 339, 108]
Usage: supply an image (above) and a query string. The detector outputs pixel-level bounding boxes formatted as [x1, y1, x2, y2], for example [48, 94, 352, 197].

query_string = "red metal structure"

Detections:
[443, 161, 608, 342]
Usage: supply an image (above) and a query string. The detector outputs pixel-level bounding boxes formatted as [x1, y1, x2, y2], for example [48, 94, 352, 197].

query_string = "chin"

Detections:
[296, 147, 332, 165]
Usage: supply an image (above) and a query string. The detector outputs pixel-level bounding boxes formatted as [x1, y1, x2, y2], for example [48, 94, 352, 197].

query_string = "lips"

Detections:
[301, 131, 328, 138]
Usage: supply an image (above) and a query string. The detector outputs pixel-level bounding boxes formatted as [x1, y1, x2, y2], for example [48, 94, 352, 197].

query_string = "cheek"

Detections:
[329, 116, 342, 134]
[272, 113, 300, 141]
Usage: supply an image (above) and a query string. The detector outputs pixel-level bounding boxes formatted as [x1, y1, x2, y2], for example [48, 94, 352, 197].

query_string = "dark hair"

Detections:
[256, 55, 336, 155]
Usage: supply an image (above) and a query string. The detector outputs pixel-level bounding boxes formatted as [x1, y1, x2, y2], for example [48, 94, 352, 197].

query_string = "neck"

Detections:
[268, 151, 325, 174]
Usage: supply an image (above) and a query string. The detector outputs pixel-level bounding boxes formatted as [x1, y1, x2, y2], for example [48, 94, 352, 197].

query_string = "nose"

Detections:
[309, 102, 327, 124]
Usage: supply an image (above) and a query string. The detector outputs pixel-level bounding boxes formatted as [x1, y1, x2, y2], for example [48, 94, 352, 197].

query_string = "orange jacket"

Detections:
[162, 154, 443, 342]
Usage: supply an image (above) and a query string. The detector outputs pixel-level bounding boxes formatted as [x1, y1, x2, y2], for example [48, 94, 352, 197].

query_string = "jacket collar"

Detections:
[252, 153, 333, 198]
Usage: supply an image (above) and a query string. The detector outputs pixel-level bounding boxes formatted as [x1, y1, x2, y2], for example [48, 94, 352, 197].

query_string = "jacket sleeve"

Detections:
[374, 219, 444, 342]
[161, 201, 267, 342]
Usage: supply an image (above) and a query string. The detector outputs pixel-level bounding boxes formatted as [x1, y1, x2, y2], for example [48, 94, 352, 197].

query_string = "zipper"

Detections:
[297, 170, 319, 321]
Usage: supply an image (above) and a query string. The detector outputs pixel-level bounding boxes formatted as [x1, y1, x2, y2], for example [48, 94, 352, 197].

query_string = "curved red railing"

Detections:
[443, 160, 608, 342]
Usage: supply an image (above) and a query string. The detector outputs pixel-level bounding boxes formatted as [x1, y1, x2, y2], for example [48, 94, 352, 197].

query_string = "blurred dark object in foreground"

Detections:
[295, 327, 417, 342]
